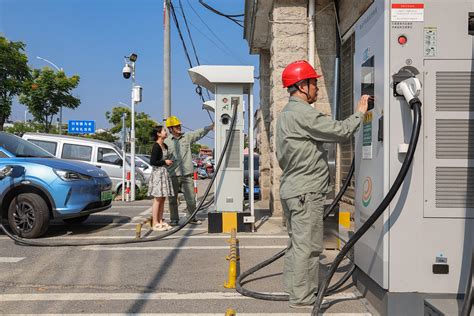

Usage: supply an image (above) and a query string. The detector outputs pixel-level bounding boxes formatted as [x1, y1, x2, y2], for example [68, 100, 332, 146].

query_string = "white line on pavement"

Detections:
[0, 235, 288, 241]
[95, 212, 120, 216]
[0, 292, 359, 302]
[0, 257, 25, 263]
[82, 245, 287, 251]
[9, 313, 372, 316]
[109, 205, 150, 208]
[118, 227, 207, 231]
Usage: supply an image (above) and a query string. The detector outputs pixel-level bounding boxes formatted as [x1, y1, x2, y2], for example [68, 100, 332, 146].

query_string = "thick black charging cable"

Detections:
[236, 158, 356, 300]
[312, 101, 422, 314]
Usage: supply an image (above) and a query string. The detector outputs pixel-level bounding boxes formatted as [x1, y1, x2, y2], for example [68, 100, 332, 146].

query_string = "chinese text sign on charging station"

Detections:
[68, 120, 95, 134]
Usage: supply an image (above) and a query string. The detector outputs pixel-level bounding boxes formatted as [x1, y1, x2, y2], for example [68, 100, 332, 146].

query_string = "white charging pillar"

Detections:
[188, 66, 255, 232]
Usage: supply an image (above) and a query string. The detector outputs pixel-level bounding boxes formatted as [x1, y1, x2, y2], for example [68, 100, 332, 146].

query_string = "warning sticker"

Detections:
[391, 3, 424, 22]
[362, 112, 373, 160]
[424, 27, 437, 57]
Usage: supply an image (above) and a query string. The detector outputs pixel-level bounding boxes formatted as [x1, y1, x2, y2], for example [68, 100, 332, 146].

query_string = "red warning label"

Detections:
[392, 3, 424, 22]
[392, 4, 424, 9]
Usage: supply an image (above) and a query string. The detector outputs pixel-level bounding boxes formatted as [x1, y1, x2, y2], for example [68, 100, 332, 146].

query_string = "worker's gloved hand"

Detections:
[357, 95, 371, 114]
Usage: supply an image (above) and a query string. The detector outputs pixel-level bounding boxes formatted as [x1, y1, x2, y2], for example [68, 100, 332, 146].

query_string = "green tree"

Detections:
[191, 143, 208, 155]
[0, 36, 31, 130]
[106, 107, 158, 154]
[19, 67, 80, 132]
[86, 130, 118, 143]
[5, 121, 42, 135]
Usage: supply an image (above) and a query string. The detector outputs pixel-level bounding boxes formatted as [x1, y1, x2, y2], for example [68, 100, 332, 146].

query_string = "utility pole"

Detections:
[163, 0, 171, 120]
[121, 112, 127, 202]
[122, 53, 139, 201]
[130, 61, 136, 201]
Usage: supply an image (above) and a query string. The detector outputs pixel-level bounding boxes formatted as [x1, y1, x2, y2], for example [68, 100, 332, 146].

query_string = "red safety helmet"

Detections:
[282, 60, 321, 88]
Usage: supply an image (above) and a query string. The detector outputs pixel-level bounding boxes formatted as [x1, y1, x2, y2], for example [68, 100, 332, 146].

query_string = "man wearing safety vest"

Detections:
[276, 60, 369, 308]
[165, 116, 214, 226]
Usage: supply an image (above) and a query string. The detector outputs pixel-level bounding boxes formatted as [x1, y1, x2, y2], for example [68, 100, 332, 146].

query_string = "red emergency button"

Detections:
[398, 35, 408, 45]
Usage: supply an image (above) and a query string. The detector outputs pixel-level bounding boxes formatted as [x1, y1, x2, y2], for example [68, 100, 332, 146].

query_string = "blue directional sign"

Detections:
[68, 120, 95, 134]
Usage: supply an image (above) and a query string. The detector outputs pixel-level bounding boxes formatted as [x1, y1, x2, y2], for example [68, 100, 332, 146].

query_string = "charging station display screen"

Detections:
[361, 56, 375, 110]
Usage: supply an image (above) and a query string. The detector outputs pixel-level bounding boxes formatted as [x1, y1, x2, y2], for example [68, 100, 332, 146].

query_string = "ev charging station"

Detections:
[347, 0, 474, 314]
[188, 65, 255, 233]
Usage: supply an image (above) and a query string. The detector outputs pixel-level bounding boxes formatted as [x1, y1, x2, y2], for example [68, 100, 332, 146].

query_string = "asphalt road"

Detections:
[0, 179, 377, 315]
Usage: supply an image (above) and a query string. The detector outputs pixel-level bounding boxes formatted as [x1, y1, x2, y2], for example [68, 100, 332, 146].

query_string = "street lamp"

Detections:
[36, 56, 64, 135]
[122, 53, 141, 201]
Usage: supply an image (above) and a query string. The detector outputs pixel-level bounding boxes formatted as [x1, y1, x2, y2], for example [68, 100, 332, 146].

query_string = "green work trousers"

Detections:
[282, 192, 325, 305]
[168, 174, 196, 222]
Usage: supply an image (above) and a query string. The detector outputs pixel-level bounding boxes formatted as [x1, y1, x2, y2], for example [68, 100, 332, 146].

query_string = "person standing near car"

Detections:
[276, 60, 368, 308]
[164, 116, 214, 226]
[148, 125, 174, 231]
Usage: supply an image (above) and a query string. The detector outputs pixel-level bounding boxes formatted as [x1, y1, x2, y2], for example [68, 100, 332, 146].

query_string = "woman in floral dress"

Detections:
[148, 125, 174, 231]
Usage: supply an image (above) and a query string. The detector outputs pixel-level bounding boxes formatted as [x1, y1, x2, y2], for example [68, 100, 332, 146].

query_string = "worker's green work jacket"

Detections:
[276, 96, 363, 200]
[165, 127, 212, 177]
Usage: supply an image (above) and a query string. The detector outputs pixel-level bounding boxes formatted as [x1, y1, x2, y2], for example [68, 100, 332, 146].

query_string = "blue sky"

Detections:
[0, 0, 259, 147]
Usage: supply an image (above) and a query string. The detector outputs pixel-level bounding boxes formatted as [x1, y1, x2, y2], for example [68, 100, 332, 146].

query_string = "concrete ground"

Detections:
[0, 179, 377, 315]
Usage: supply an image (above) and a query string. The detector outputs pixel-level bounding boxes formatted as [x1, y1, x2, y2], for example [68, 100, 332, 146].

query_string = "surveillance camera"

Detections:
[122, 64, 132, 79]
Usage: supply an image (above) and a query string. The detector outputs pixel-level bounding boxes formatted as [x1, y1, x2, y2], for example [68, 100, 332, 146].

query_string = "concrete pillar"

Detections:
[313, 0, 337, 115]
[269, 0, 308, 217]
[258, 51, 271, 203]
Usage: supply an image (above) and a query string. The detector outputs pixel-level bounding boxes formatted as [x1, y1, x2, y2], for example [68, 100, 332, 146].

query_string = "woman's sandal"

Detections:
[161, 222, 172, 230]
[153, 224, 167, 231]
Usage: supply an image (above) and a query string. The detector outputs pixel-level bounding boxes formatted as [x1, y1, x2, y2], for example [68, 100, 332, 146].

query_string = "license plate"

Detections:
[101, 190, 113, 201]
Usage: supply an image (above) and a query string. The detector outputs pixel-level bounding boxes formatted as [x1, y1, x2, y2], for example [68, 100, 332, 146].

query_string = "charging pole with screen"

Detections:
[188, 65, 255, 233]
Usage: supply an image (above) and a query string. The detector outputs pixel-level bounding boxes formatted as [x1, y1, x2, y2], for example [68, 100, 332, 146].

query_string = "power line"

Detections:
[198, 0, 244, 27]
[178, 0, 200, 66]
[176, 0, 213, 102]
[169, 1, 214, 123]
[183, 0, 247, 64]
[170, 1, 194, 68]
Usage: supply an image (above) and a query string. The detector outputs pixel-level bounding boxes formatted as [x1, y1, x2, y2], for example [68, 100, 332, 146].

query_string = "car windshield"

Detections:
[0, 132, 54, 158]
[138, 155, 150, 164]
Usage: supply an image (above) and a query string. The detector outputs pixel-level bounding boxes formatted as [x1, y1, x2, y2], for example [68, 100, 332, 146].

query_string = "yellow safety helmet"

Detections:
[165, 116, 181, 128]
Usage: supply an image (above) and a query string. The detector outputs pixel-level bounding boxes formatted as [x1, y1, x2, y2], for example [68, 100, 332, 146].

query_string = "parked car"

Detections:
[196, 167, 209, 179]
[22, 133, 145, 194]
[0, 132, 112, 238]
[244, 154, 261, 200]
[126, 154, 151, 182]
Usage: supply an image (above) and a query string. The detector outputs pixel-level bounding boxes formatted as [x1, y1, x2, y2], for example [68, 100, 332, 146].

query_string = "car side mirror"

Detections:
[0, 166, 13, 179]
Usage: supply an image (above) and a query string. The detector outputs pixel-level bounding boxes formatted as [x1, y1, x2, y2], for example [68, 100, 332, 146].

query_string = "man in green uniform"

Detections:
[276, 60, 369, 308]
[165, 116, 214, 226]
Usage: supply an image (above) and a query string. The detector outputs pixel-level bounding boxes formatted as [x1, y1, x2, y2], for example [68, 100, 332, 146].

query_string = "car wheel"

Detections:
[63, 215, 90, 224]
[8, 193, 50, 238]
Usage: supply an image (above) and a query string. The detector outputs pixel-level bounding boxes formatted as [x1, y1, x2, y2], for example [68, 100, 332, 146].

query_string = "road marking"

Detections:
[0, 291, 359, 302]
[0, 235, 288, 241]
[8, 309, 372, 316]
[82, 245, 287, 251]
[118, 227, 205, 231]
[109, 205, 151, 208]
[0, 257, 25, 263]
[95, 212, 120, 216]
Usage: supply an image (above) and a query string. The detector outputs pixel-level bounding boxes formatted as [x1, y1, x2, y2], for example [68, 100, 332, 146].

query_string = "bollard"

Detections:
[193, 170, 198, 203]
[125, 171, 131, 202]
[225, 308, 236, 316]
[135, 217, 154, 239]
[135, 223, 142, 239]
[224, 228, 239, 289]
